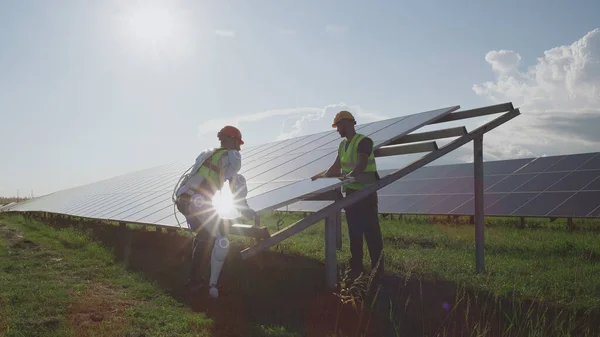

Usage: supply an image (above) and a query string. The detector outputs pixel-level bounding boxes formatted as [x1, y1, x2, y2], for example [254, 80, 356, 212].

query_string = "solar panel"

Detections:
[545, 152, 597, 172]
[7, 105, 459, 229]
[578, 153, 600, 170]
[547, 170, 600, 191]
[547, 191, 600, 217]
[282, 152, 600, 219]
[516, 155, 565, 174]
[511, 192, 575, 216]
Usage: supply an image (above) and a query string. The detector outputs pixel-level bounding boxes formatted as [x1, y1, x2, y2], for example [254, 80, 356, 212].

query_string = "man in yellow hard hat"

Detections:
[312, 110, 384, 281]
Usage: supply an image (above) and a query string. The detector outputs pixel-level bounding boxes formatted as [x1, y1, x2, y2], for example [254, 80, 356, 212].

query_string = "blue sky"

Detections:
[2, 0, 600, 197]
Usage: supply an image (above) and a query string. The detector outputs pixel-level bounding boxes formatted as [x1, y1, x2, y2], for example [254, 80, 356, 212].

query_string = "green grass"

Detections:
[1, 211, 599, 336]
[0, 214, 212, 337]
[245, 212, 600, 310]
[230, 212, 600, 336]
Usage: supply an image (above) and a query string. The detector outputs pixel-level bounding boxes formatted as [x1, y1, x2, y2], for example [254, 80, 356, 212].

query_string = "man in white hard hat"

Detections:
[174, 125, 257, 298]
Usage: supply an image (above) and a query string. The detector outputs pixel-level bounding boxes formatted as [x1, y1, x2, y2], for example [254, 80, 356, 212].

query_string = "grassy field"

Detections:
[0, 215, 212, 337]
[1, 212, 599, 336]
[234, 212, 600, 335]
[246, 212, 600, 308]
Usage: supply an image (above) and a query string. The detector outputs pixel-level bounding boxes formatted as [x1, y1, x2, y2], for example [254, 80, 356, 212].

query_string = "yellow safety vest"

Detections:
[338, 134, 377, 192]
[196, 148, 228, 194]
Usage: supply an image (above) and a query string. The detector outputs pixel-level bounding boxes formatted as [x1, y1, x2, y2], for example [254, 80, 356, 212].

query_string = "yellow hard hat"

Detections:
[332, 110, 356, 128]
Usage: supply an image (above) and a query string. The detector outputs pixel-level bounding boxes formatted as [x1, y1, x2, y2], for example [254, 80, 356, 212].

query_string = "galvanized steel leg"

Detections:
[120, 222, 132, 269]
[474, 135, 485, 273]
[325, 215, 337, 288]
[335, 211, 342, 250]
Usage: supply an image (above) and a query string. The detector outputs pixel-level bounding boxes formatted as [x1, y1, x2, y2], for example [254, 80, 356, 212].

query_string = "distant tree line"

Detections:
[0, 197, 30, 204]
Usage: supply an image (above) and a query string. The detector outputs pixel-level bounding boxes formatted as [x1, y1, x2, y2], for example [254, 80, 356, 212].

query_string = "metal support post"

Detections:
[520, 217, 525, 229]
[335, 211, 342, 250]
[120, 222, 132, 268]
[325, 215, 337, 288]
[473, 135, 485, 274]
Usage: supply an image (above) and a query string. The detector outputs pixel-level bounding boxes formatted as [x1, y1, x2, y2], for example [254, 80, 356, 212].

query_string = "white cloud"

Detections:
[198, 103, 388, 145]
[277, 103, 389, 140]
[215, 30, 235, 37]
[197, 107, 320, 137]
[485, 50, 522, 74]
[472, 28, 600, 159]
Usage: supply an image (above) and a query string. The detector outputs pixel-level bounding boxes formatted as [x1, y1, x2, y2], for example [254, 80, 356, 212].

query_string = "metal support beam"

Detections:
[119, 222, 132, 269]
[520, 217, 525, 229]
[229, 224, 271, 238]
[240, 109, 520, 260]
[374, 142, 438, 157]
[431, 102, 514, 124]
[473, 135, 485, 274]
[325, 215, 337, 288]
[390, 126, 467, 145]
[305, 189, 343, 201]
[335, 210, 342, 250]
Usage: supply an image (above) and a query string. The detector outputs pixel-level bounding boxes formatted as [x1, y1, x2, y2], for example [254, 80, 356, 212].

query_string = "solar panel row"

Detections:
[282, 152, 600, 219]
[7, 106, 460, 228]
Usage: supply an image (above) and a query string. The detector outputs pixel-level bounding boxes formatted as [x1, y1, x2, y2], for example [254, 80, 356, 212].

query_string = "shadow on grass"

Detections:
[24, 215, 600, 337]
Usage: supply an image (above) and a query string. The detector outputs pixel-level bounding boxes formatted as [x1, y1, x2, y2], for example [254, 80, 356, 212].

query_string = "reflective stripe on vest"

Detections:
[338, 134, 377, 191]
[196, 148, 228, 192]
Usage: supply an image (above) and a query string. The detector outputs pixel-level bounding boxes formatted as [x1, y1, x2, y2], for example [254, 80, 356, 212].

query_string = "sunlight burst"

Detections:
[212, 186, 236, 218]
[127, 5, 177, 45]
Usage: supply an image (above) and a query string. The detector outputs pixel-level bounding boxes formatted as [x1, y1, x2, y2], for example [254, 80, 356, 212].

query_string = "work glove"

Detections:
[235, 198, 257, 221]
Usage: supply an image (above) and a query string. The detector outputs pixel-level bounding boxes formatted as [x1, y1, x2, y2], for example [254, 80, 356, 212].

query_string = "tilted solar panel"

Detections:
[7, 105, 459, 229]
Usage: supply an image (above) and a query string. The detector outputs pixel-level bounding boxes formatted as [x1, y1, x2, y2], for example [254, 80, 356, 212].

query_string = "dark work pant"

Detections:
[189, 231, 213, 284]
[344, 189, 384, 277]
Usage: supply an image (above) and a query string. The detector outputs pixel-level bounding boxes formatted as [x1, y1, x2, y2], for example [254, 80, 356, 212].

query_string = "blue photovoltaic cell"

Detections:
[513, 171, 569, 192]
[390, 195, 429, 212]
[516, 156, 565, 174]
[441, 163, 473, 178]
[578, 153, 600, 170]
[547, 191, 600, 217]
[379, 179, 432, 195]
[427, 194, 473, 214]
[448, 193, 506, 215]
[402, 194, 452, 214]
[378, 195, 413, 213]
[435, 177, 473, 194]
[415, 178, 456, 194]
[547, 170, 600, 192]
[483, 158, 532, 175]
[450, 193, 508, 215]
[403, 166, 449, 179]
[485, 173, 537, 192]
[582, 175, 600, 191]
[511, 192, 574, 216]
[484, 193, 539, 216]
[544, 152, 598, 172]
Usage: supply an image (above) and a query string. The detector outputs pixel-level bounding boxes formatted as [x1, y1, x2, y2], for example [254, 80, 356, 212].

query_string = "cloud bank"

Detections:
[198, 103, 388, 143]
[472, 28, 600, 160]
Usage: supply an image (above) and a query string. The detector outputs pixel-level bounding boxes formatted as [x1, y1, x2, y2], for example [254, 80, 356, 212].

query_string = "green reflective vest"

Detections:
[338, 134, 377, 192]
[196, 148, 228, 193]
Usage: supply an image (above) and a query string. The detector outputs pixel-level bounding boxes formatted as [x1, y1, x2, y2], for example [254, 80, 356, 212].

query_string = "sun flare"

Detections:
[127, 5, 177, 45]
[212, 187, 235, 218]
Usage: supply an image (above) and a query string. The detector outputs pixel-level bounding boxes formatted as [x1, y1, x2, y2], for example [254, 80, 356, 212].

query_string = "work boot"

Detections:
[185, 277, 205, 292]
[208, 284, 219, 299]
